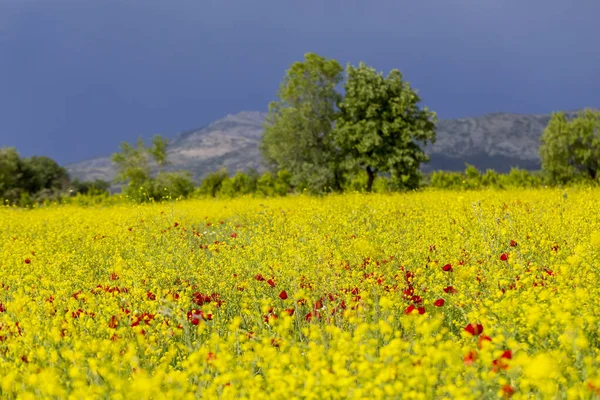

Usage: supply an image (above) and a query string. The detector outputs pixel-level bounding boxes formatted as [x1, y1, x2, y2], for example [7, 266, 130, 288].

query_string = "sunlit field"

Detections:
[2, 190, 600, 399]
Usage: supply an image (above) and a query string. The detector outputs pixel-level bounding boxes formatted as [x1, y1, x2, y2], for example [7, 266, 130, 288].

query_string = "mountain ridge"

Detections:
[66, 109, 594, 183]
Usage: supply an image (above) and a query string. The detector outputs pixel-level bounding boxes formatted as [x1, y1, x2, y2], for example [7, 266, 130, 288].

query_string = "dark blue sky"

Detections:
[1, 0, 599, 165]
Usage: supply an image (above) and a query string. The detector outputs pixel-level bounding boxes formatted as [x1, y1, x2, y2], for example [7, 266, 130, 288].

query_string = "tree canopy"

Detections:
[334, 63, 437, 191]
[111, 135, 194, 201]
[0, 147, 72, 204]
[261, 53, 437, 193]
[539, 109, 600, 183]
[260, 53, 345, 193]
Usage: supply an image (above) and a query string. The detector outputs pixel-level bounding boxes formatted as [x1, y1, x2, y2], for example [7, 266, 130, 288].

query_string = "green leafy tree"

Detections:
[112, 137, 151, 197]
[21, 156, 69, 194]
[197, 168, 229, 197]
[481, 170, 501, 188]
[71, 179, 110, 195]
[334, 62, 437, 192]
[218, 177, 236, 198]
[149, 135, 169, 171]
[261, 53, 345, 193]
[274, 169, 292, 196]
[256, 172, 276, 197]
[154, 171, 195, 199]
[112, 135, 185, 201]
[1, 148, 71, 204]
[0, 147, 24, 202]
[540, 109, 600, 183]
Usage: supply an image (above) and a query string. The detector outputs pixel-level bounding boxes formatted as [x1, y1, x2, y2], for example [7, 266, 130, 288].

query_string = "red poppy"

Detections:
[109, 272, 119, 281]
[283, 308, 295, 316]
[404, 305, 416, 314]
[434, 299, 445, 307]
[464, 323, 484, 336]
[207, 352, 216, 362]
[492, 358, 510, 372]
[254, 274, 265, 281]
[108, 315, 118, 329]
[263, 313, 277, 323]
[305, 312, 314, 322]
[464, 350, 477, 365]
[187, 309, 203, 325]
[411, 295, 423, 304]
[443, 286, 457, 294]
[0, 303, 5, 313]
[417, 306, 426, 314]
[230, 232, 238, 238]
[501, 349, 512, 359]
[510, 240, 517, 247]
[267, 279, 276, 288]
[442, 264, 453, 272]
[146, 292, 156, 300]
[501, 385, 514, 398]
[131, 312, 155, 327]
[314, 299, 323, 309]
[279, 290, 288, 300]
[192, 292, 210, 306]
[351, 287, 359, 295]
[478, 335, 492, 348]
[24, 258, 31, 264]
[500, 253, 508, 261]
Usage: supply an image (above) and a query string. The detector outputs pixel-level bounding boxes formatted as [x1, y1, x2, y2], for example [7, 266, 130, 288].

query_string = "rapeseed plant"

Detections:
[0, 190, 599, 398]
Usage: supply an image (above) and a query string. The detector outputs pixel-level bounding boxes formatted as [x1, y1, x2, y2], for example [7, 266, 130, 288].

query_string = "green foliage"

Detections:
[153, 171, 195, 199]
[111, 138, 151, 198]
[429, 170, 464, 189]
[0, 147, 70, 205]
[111, 135, 192, 202]
[274, 170, 292, 196]
[71, 179, 111, 196]
[261, 53, 345, 193]
[428, 165, 550, 190]
[540, 109, 600, 184]
[197, 168, 229, 197]
[21, 156, 70, 194]
[231, 170, 258, 195]
[334, 62, 437, 192]
[149, 135, 169, 171]
[0, 147, 24, 203]
[256, 172, 276, 197]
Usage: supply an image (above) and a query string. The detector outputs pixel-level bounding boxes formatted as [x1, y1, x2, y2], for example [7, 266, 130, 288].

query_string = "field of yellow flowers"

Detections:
[2, 189, 600, 399]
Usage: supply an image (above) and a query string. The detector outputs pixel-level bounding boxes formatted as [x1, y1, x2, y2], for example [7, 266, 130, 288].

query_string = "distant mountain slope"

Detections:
[67, 109, 590, 182]
[67, 111, 267, 182]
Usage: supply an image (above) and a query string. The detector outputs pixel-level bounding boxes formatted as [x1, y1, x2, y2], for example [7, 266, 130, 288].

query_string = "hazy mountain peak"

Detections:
[209, 111, 268, 127]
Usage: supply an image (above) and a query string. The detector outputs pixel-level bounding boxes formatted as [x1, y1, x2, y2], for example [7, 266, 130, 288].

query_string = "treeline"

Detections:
[0, 147, 111, 207]
[2, 53, 599, 206]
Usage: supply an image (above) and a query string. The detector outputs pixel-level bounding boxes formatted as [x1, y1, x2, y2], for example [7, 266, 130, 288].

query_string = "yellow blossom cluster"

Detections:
[1, 189, 600, 399]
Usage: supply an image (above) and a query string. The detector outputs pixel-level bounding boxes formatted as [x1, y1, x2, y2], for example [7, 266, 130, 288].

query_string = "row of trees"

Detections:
[2, 52, 598, 205]
[261, 53, 436, 193]
[110, 135, 195, 202]
[261, 53, 600, 193]
[0, 146, 110, 206]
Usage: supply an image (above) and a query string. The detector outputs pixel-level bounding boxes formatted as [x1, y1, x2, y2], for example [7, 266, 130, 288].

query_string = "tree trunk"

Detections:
[333, 169, 343, 192]
[366, 166, 375, 192]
